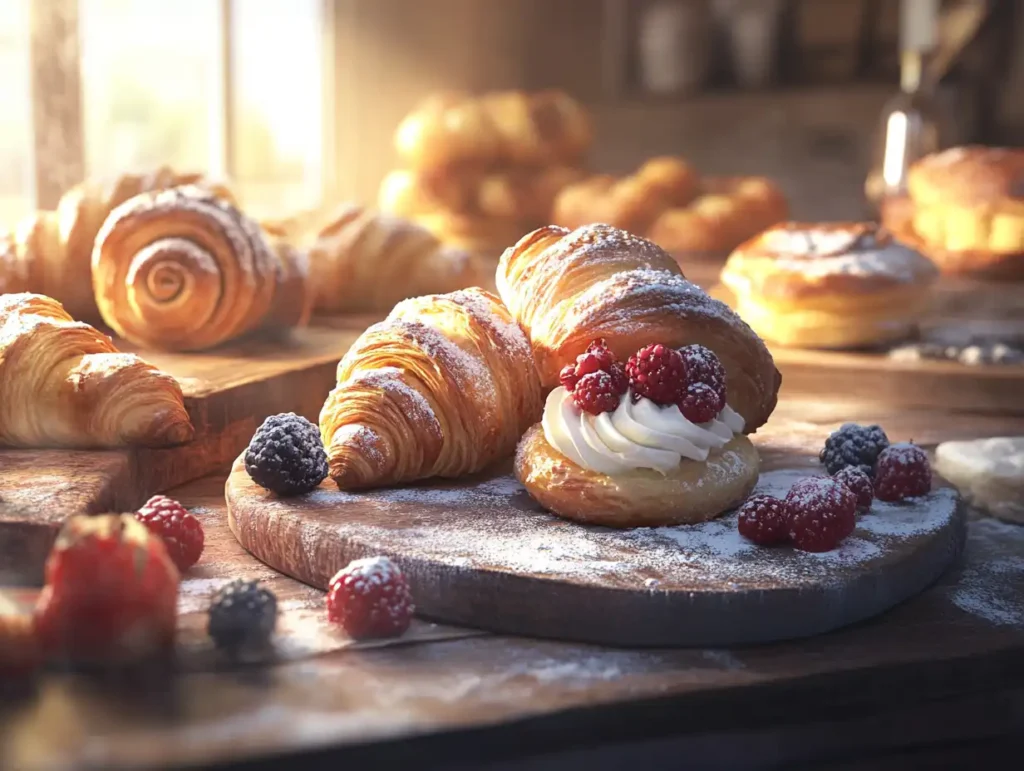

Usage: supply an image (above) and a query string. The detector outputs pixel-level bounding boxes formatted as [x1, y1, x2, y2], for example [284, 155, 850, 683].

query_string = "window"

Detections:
[1, 0, 329, 225]
[0, 0, 33, 225]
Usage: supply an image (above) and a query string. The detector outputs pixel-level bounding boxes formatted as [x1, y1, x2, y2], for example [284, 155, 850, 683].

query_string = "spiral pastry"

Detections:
[92, 186, 312, 351]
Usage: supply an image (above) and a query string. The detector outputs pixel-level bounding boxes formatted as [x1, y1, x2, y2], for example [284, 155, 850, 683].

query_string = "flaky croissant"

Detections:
[92, 186, 312, 351]
[496, 224, 781, 432]
[305, 204, 480, 314]
[319, 287, 543, 489]
[0, 167, 232, 322]
[0, 293, 193, 448]
[394, 90, 592, 171]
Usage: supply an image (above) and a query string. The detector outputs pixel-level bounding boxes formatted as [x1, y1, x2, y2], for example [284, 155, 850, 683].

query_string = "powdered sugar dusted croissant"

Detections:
[496, 224, 781, 432]
[305, 204, 480, 314]
[0, 167, 232, 322]
[92, 186, 312, 351]
[0, 293, 193, 448]
[319, 288, 543, 489]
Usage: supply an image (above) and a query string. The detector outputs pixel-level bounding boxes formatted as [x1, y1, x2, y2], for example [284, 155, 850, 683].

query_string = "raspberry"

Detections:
[559, 363, 579, 391]
[327, 556, 414, 640]
[572, 370, 622, 414]
[34, 514, 180, 662]
[607, 362, 629, 395]
[245, 413, 329, 496]
[832, 467, 874, 513]
[208, 579, 278, 652]
[135, 495, 205, 572]
[785, 477, 857, 552]
[819, 423, 890, 477]
[626, 344, 687, 405]
[737, 495, 789, 545]
[678, 382, 721, 423]
[584, 338, 616, 370]
[874, 443, 931, 502]
[678, 344, 727, 402]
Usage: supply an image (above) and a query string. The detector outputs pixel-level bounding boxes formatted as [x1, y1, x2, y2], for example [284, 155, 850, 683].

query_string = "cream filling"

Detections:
[541, 386, 745, 476]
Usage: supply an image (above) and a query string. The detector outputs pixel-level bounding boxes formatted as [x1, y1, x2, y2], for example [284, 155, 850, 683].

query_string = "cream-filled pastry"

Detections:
[720, 222, 938, 350]
[498, 223, 779, 529]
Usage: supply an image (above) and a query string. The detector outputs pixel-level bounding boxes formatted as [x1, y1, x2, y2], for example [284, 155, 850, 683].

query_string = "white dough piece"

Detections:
[934, 437, 1024, 524]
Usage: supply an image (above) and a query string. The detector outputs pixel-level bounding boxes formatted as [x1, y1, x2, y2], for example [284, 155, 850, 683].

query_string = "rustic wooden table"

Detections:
[3, 395, 1024, 771]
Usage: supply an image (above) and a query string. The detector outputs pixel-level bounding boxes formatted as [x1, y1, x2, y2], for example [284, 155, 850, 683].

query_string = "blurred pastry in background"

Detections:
[885, 146, 1024, 277]
[381, 90, 593, 258]
[720, 221, 938, 350]
[553, 158, 787, 261]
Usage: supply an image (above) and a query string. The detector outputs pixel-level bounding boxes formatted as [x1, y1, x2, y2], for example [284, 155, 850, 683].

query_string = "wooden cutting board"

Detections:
[0, 323, 369, 577]
[226, 428, 966, 647]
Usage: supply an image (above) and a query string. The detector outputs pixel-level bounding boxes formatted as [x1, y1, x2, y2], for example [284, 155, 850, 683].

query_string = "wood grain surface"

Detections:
[0, 325, 365, 581]
[225, 423, 966, 647]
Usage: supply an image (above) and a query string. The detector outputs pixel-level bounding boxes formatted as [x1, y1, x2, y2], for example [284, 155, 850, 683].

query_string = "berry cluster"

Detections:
[740, 424, 933, 552]
[560, 339, 728, 422]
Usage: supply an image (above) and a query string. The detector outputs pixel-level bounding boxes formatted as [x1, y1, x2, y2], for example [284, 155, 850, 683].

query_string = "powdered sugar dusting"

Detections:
[295, 468, 958, 592]
[945, 517, 1024, 627]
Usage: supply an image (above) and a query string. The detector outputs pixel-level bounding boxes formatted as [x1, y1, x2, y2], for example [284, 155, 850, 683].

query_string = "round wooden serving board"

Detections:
[226, 451, 966, 647]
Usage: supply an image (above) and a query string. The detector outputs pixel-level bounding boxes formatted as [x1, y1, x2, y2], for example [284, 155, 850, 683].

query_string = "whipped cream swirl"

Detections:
[542, 386, 745, 475]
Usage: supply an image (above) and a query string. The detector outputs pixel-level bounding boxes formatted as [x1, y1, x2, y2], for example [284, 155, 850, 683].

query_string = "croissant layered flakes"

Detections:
[92, 186, 312, 351]
[0, 293, 193, 449]
[496, 224, 781, 432]
[0, 167, 233, 321]
[305, 204, 481, 314]
[319, 288, 543, 490]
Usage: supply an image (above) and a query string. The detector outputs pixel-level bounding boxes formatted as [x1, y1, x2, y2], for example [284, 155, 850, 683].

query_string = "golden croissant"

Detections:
[319, 287, 543, 489]
[394, 90, 592, 171]
[496, 224, 781, 432]
[0, 167, 232, 322]
[0, 293, 193, 448]
[92, 185, 312, 351]
[304, 204, 481, 314]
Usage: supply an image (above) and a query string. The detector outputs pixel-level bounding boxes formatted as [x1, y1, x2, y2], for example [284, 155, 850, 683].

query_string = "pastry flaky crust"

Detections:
[0, 293, 193, 448]
[720, 222, 938, 350]
[394, 90, 592, 172]
[319, 288, 543, 490]
[496, 224, 781, 433]
[303, 204, 481, 314]
[92, 186, 312, 352]
[901, 146, 1024, 275]
[0, 166, 233, 322]
[516, 425, 760, 528]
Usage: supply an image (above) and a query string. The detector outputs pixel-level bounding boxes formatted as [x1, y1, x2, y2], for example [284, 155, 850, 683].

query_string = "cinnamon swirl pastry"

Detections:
[92, 186, 312, 351]
[720, 222, 938, 349]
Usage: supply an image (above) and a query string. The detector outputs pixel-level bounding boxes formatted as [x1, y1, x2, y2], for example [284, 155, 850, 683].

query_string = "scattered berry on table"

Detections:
[207, 579, 277, 652]
[135, 495, 205, 572]
[572, 370, 623, 415]
[678, 344, 727, 401]
[737, 495, 790, 546]
[626, 344, 687, 406]
[244, 412, 329, 496]
[559, 363, 579, 391]
[874, 443, 932, 502]
[34, 514, 180, 662]
[819, 423, 890, 477]
[678, 381, 721, 423]
[832, 467, 874, 513]
[327, 556, 415, 640]
[786, 477, 857, 552]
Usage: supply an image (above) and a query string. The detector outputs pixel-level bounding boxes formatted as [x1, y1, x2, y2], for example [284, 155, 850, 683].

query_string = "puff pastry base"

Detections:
[514, 424, 760, 528]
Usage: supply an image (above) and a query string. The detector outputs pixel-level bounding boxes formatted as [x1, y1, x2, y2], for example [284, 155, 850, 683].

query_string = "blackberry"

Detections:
[819, 423, 889, 477]
[244, 413, 328, 495]
[208, 579, 277, 651]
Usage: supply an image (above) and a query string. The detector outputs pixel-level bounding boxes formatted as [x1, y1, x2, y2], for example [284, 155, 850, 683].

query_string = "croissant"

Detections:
[0, 293, 193, 448]
[319, 287, 543, 489]
[92, 185, 312, 351]
[304, 204, 480, 314]
[495, 224, 781, 432]
[394, 90, 592, 171]
[0, 167, 232, 322]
